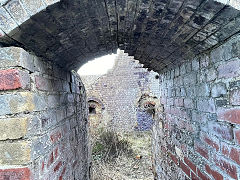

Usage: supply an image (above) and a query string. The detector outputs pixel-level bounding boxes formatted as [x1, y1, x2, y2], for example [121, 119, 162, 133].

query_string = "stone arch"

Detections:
[87, 99, 104, 134]
[87, 97, 105, 111]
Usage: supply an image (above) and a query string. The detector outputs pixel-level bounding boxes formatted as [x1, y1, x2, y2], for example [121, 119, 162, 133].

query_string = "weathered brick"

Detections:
[50, 129, 62, 144]
[192, 111, 208, 124]
[197, 98, 216, 113]
[0, 47, 35, 71]
[0, 69, 30, 90]
[206, 69, 217, 82]
[197, 168, 210, 180]
[191, 171, 199, 180]
[213, 154, 237, 179]
[200, 55, 210, 68]
[192, 58, 200, 71]
[0, 141, 30, 165]
[184, 157, 196, 173]
[0, 7, 18, 33]
[234, 128, 240, 145]
[196, 83, 210, 97]
[205, 165, 223, 180]
[0, 117, 28, 140]
[170, 153, 179, 165]
[35, 75, 53, 91]
[180, 161, 190, 177]
[4, 0, 29, 25]
[201, 133, 219, 151]
[211, 83, 227, 98]
[183, 72, 197, 85]
[221, 143, 240, 165]
[0, 167, 30, 180]
[33, 93, 47, 111]
[54, 161, 62, 172]
[21, 0, 46, 15]
[208, 121, 233, 141]
[47, 151, 54, 167]
[184, 98, 194, 109]
[230, 89, 240, 105]
[218, 58, 240, 79]
[217, 107, 240, 125]
[194, 142, 209, 160]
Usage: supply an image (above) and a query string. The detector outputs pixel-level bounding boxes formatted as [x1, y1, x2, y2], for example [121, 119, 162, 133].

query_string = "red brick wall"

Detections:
[152, 34, 240, 179]
[0, 47, 90, 180]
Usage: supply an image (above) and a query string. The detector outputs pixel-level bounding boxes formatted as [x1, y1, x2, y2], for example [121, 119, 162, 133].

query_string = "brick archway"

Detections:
[1, 0, 240, 179]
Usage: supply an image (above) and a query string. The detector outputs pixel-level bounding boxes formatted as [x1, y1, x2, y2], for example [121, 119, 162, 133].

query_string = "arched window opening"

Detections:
[89, 105, 96, 114]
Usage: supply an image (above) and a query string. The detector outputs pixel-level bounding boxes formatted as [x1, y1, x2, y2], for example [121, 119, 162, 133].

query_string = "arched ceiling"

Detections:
[0, 0, 240, 72]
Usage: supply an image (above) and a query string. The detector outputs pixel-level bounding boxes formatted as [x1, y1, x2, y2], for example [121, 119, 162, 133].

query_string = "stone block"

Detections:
[0, 141, 31, 165]
[0, 117, 28, 140]
[0, 47, 35, 71]
[196, 83, 210, 97]
[206, 68, 217, 82]
[0, 92, 35, 116]
[35, 75, 53, 91]
[184, 98, 194, 109]
[0, 69, 30, 91]
[0, 7, 18, 33]
[218, 58, 240, 79]
[197, 98, 216, 113]
[230, 89, 240, 105]
[21, 0, 46, 16]
[192, 58, 200, 71]
[4, 0, 29, 25]
[211, 83, 227, 98]
[183, 72, 197, 86]
[33, 93, 47, 111]
[217, 107, 240, 125]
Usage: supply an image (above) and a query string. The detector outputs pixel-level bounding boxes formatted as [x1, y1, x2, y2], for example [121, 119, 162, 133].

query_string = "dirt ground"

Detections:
[91, 131, 154, 180]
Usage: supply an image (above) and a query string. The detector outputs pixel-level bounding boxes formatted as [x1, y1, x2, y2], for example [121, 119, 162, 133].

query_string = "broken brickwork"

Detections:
[81, 51, 160, 132]
[153, 33, 240, 180]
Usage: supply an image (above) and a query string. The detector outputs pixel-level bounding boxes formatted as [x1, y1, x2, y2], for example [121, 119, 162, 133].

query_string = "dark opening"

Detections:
[89, 106, 96, 114]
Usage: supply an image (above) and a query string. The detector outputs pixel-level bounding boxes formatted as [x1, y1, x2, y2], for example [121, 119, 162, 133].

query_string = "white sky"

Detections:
[78, 52, 118, 75]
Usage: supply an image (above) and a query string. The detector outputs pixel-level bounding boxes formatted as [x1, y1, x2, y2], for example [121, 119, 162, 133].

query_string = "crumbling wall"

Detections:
[0, 47, 90, 180]
[153, 33, 240, 179]
[81, 51, 160, 132]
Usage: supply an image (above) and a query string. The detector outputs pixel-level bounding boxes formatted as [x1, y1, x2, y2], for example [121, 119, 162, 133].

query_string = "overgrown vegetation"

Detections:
[91, 130, 154, 180]
[92, 130, 133, 161]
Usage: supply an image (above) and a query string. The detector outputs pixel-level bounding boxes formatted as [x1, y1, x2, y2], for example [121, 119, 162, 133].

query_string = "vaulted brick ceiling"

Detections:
[0, 0, 240, 72]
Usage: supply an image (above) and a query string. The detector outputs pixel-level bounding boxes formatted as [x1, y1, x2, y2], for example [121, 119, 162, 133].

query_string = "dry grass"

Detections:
[91, 130, 154, 180]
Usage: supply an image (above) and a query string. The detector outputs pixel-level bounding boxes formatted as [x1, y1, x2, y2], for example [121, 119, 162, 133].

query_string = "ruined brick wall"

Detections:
[153, 33, 240, 179]
[81, 51, 160, 132]
[0, 47, 90, 180]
